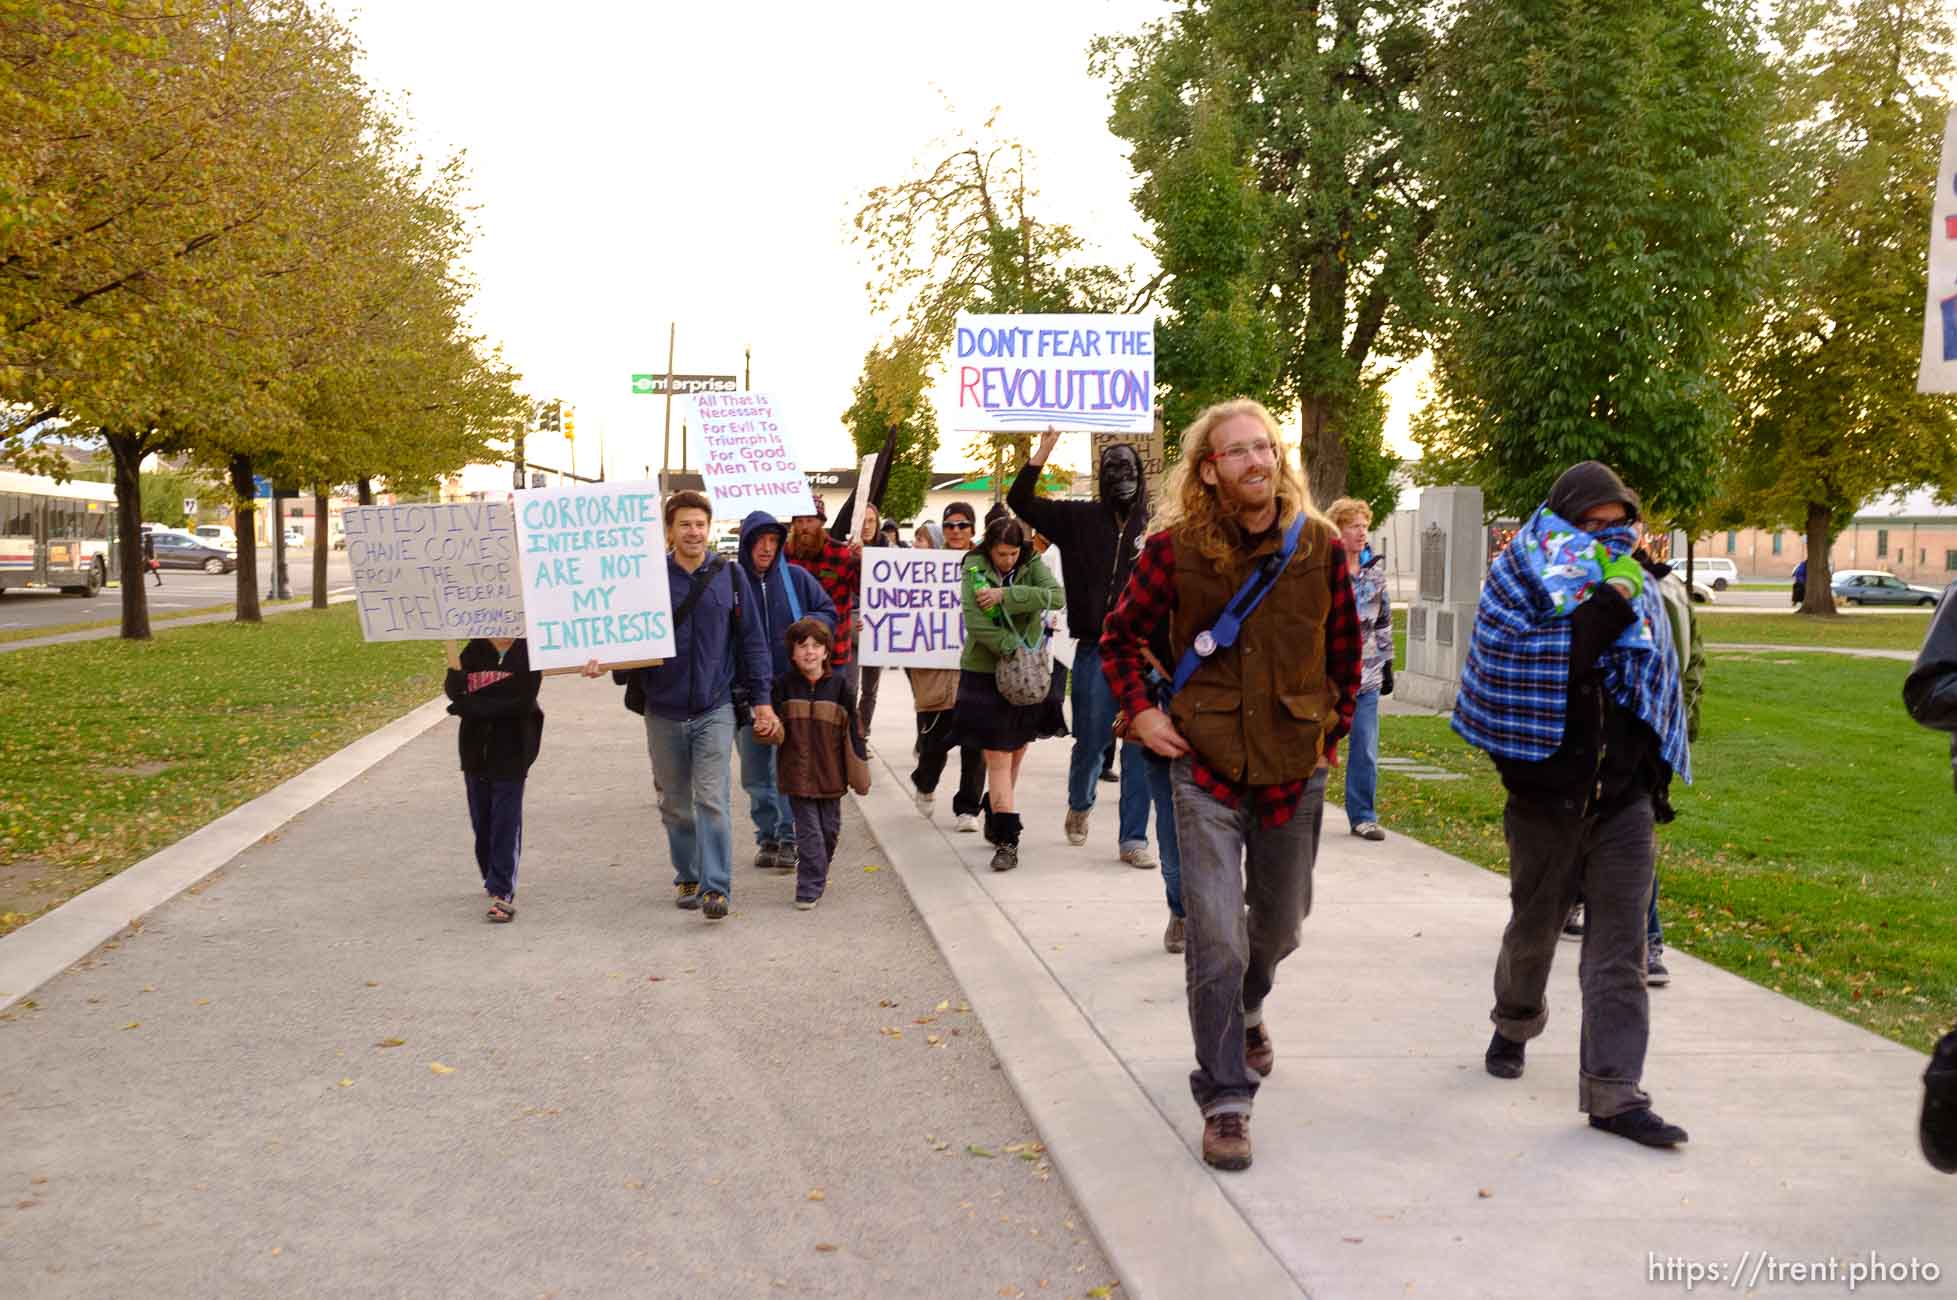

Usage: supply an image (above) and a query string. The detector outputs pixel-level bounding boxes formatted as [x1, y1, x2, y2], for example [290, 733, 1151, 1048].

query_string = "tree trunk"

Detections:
[311, 485, 329, 609]
[1799, 500, 1836, 616]
[356, 477, 374, 506]
[107, 431, 151, 641]
[230, 454, 262, 623]
[1300, 394, 1346, 508]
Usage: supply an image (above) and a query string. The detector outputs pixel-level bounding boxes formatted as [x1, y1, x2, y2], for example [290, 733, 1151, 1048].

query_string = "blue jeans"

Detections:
[644, 704, 735, 899]
[1143, 753, 1182, 918]
[736, 723, 793, 847]
[463, 774, 524, 899]
[1068, 644, 1150, 847]
[1344, 689, 1381, 825]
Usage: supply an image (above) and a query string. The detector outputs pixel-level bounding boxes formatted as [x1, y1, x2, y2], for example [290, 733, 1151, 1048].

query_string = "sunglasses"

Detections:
[942, 520, 973, 530]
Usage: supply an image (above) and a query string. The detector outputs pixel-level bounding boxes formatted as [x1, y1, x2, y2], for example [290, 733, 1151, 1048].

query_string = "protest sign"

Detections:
[685, 391, 817, 518]
[950, 313, 1155, 435]
[513, 481, 674, 671]
[1920, 110, 1957, 393]
[856, 548, 968, 669]
[344, 501, 524, 642]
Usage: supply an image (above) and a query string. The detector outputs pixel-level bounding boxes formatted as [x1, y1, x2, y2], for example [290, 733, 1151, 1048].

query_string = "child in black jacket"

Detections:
[444, 637, 544, 922]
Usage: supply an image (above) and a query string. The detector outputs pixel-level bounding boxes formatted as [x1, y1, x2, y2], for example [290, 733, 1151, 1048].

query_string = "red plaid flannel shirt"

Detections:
[796, 536, 861, 666]
[1100, 527, 1361, 828]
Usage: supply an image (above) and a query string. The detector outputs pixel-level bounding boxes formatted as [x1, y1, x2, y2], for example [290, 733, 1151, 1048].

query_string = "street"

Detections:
[0, 550, 354, 634]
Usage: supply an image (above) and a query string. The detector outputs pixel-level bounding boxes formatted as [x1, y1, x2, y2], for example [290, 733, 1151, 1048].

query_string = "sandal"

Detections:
[487, 897, 516, 923]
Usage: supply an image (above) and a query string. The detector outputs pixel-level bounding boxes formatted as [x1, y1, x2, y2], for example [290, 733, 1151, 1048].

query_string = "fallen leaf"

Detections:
[365, 981, 380, 988]
[30, 1177, 46, 1186]
[935, 999, 950, 1012]
[120, 1021, 139, 1031]
[967, 1144, 995, 1158]
[646, 976, 664, 983]
[624, 1179, 644, 1190]
[806, 1189, 825, 1201]
[376, 1038, 405, 1048]
[926, 1034, 943, 1046]
[814, 1243, 838, 1254]
[1476, 1187, 1492, 1199]
[914, 1016, 937, 1025]
[269, 1246, 281, 1257]
[337, 1078, 354, 1088]
[194, 998, 211, 1007]
[16, 1199, 40, 1210]
[999, 1287, 1023, 1298]
[141, 985, 155, 993]
[878, 998, 898, 1008]
[880, 1026, 903, 1038]
[863, 864, 880, 872]
[429, 1062, 455, 1075]
[1342, 1235, 1364, 1243]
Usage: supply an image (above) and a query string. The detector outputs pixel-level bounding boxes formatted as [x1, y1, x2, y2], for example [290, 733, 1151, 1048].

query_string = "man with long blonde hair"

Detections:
[1100, 398, 1362, 1171]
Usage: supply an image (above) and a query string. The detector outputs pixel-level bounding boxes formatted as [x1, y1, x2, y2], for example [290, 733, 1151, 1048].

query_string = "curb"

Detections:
[853, 747, 1305, 1300]
[0, 695, 451, 1012]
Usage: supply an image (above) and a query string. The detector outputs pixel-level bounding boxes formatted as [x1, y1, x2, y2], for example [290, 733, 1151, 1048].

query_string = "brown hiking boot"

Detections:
[1202, 1112, 1252, 1171]
[1245, 1023, 1274, 1076]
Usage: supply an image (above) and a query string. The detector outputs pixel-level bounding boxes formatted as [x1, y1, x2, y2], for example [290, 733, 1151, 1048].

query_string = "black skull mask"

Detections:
[1099, 446, 1142, 509]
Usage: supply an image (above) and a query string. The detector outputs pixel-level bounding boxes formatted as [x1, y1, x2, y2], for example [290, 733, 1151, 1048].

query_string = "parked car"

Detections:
[1831, 571, 1940, 606]
[193, 524, 238, 551]
[1677, 556, 1739, 590]
[148, 532, 235, 573]
[282, 525, 305, 548]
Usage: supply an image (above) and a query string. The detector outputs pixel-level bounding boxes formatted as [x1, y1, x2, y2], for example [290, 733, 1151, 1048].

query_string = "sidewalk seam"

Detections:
[0, 693, 451, 1011]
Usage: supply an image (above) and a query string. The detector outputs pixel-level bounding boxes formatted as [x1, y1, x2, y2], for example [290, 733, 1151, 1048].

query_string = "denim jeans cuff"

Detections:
[1118, 837, 1148, 854]
[1578, 1073, 1651, 1118]
[1201, 1097, 1253, 1119]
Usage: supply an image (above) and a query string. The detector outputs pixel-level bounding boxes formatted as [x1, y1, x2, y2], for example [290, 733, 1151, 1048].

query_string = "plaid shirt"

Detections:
[1100, 527, 1362, 828]
[794, 536, 861, 666]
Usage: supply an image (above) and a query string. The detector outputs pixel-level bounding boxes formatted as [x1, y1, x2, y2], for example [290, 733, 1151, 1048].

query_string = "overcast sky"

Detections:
[334, 0, 1425, 482]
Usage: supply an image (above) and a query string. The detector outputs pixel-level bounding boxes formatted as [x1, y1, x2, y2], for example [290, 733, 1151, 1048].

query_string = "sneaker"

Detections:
[772, 843, 798, 873]
[1645, 950, 1671, 987]
[913, 787, 935, 818]
[1163, 915, 1186, 954]
[955, 813, 980, 833]
[1201, 1112, 1252, 1171]
[1064, 809, 1090, 846]
[1245, 1023, 1274, 1076]
[700, 891, 729, 920]
[1485, 1029, 1525, 1079]
[753, 842, 777, 870]
[1350, 821, 1386, 842]
[1120, 844, 1158, 869]
[989, 843, 1019, 872]
[1921, 1029, 1957, 1174]
[1098, 767, 1119, 785]
[675, 882, 702, 910]
[1589, 1107, 1688, 1148]
[794, 898, 819, 912]
[1561, 905, 1584, 940]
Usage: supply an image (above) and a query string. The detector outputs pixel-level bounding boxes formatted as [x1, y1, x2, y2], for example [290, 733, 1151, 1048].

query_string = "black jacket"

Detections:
[444, 639, 544, 780]
[1005, 459, 1146, 643]
[1492, 584, 1671, 821]
[1905, 582, 1957, 790]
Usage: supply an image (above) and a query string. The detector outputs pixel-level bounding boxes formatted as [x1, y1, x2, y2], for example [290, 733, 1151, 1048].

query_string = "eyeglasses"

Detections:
[1208, 438, 1278, 467]
[942, 520, 973, 531]
[1577, 512, 1631, 534]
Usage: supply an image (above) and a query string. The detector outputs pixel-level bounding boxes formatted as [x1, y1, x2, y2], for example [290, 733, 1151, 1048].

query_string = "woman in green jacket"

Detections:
[956, 514, 1064, 871]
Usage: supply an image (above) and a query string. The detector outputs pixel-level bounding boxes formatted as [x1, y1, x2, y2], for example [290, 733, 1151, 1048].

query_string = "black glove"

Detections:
[1380, 662, 1395, 697]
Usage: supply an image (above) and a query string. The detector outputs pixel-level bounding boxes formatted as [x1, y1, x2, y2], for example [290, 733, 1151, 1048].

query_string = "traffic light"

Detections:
[563, 406, 575, 442]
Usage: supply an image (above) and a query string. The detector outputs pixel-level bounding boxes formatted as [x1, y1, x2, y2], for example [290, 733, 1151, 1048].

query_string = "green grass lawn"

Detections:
[1347, 653, 1957, 1051]
[0, 605, 441, 935]
[1697, 611, 1930, 652]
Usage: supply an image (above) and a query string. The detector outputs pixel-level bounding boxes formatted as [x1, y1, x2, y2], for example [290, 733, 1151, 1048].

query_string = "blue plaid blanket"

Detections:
[1452, 506, 1690, 783]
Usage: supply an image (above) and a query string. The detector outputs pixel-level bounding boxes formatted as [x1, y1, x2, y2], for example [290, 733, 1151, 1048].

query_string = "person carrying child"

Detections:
[444, 636, 544, 923]
[764, 617, 869, 910]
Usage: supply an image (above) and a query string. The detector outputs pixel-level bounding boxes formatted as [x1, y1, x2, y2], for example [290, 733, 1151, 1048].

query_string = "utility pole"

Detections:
[660, 321, 676, 474]
[744, 344, 751, 390]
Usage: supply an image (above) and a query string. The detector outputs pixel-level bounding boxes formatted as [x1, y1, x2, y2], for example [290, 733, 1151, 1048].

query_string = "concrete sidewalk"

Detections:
[860, 672, 1951, 1300]
[0, 589, 355, 655]
[0, 677, 1113, 1298]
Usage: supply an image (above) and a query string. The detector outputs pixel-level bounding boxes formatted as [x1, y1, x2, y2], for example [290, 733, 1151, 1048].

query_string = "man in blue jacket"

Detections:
[608, 491, 778, 921]
[736, 510, 838, 871]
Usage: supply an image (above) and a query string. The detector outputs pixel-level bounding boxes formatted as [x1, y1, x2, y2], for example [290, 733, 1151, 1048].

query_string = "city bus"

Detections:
[0, 468, 118, 595]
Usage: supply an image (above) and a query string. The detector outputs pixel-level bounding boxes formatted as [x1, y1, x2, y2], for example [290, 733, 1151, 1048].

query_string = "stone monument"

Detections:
[1398, 485, 1486, 712]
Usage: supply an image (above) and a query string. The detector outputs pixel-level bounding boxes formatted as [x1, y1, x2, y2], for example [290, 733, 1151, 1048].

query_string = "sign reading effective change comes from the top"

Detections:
[344, 501, 524, 642]
[950, 313, 1155, 434]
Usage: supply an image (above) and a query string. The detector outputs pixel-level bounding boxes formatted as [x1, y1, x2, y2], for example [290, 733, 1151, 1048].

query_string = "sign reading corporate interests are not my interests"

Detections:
[344, 501, 524, 641]
[513, 482, 675, 670]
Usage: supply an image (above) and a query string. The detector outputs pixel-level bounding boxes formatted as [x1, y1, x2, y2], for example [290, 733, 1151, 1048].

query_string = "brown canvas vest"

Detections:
[1168, 509, 1338, 784]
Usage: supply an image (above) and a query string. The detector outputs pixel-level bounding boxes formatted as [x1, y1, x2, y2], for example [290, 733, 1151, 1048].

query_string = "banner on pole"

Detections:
[513, 481, 674, 670]
[344, 502, 524, 642]
[684, 391, 817, 519]
[1919, 109, 1957, 393]
[950, 313, 1155, 434]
